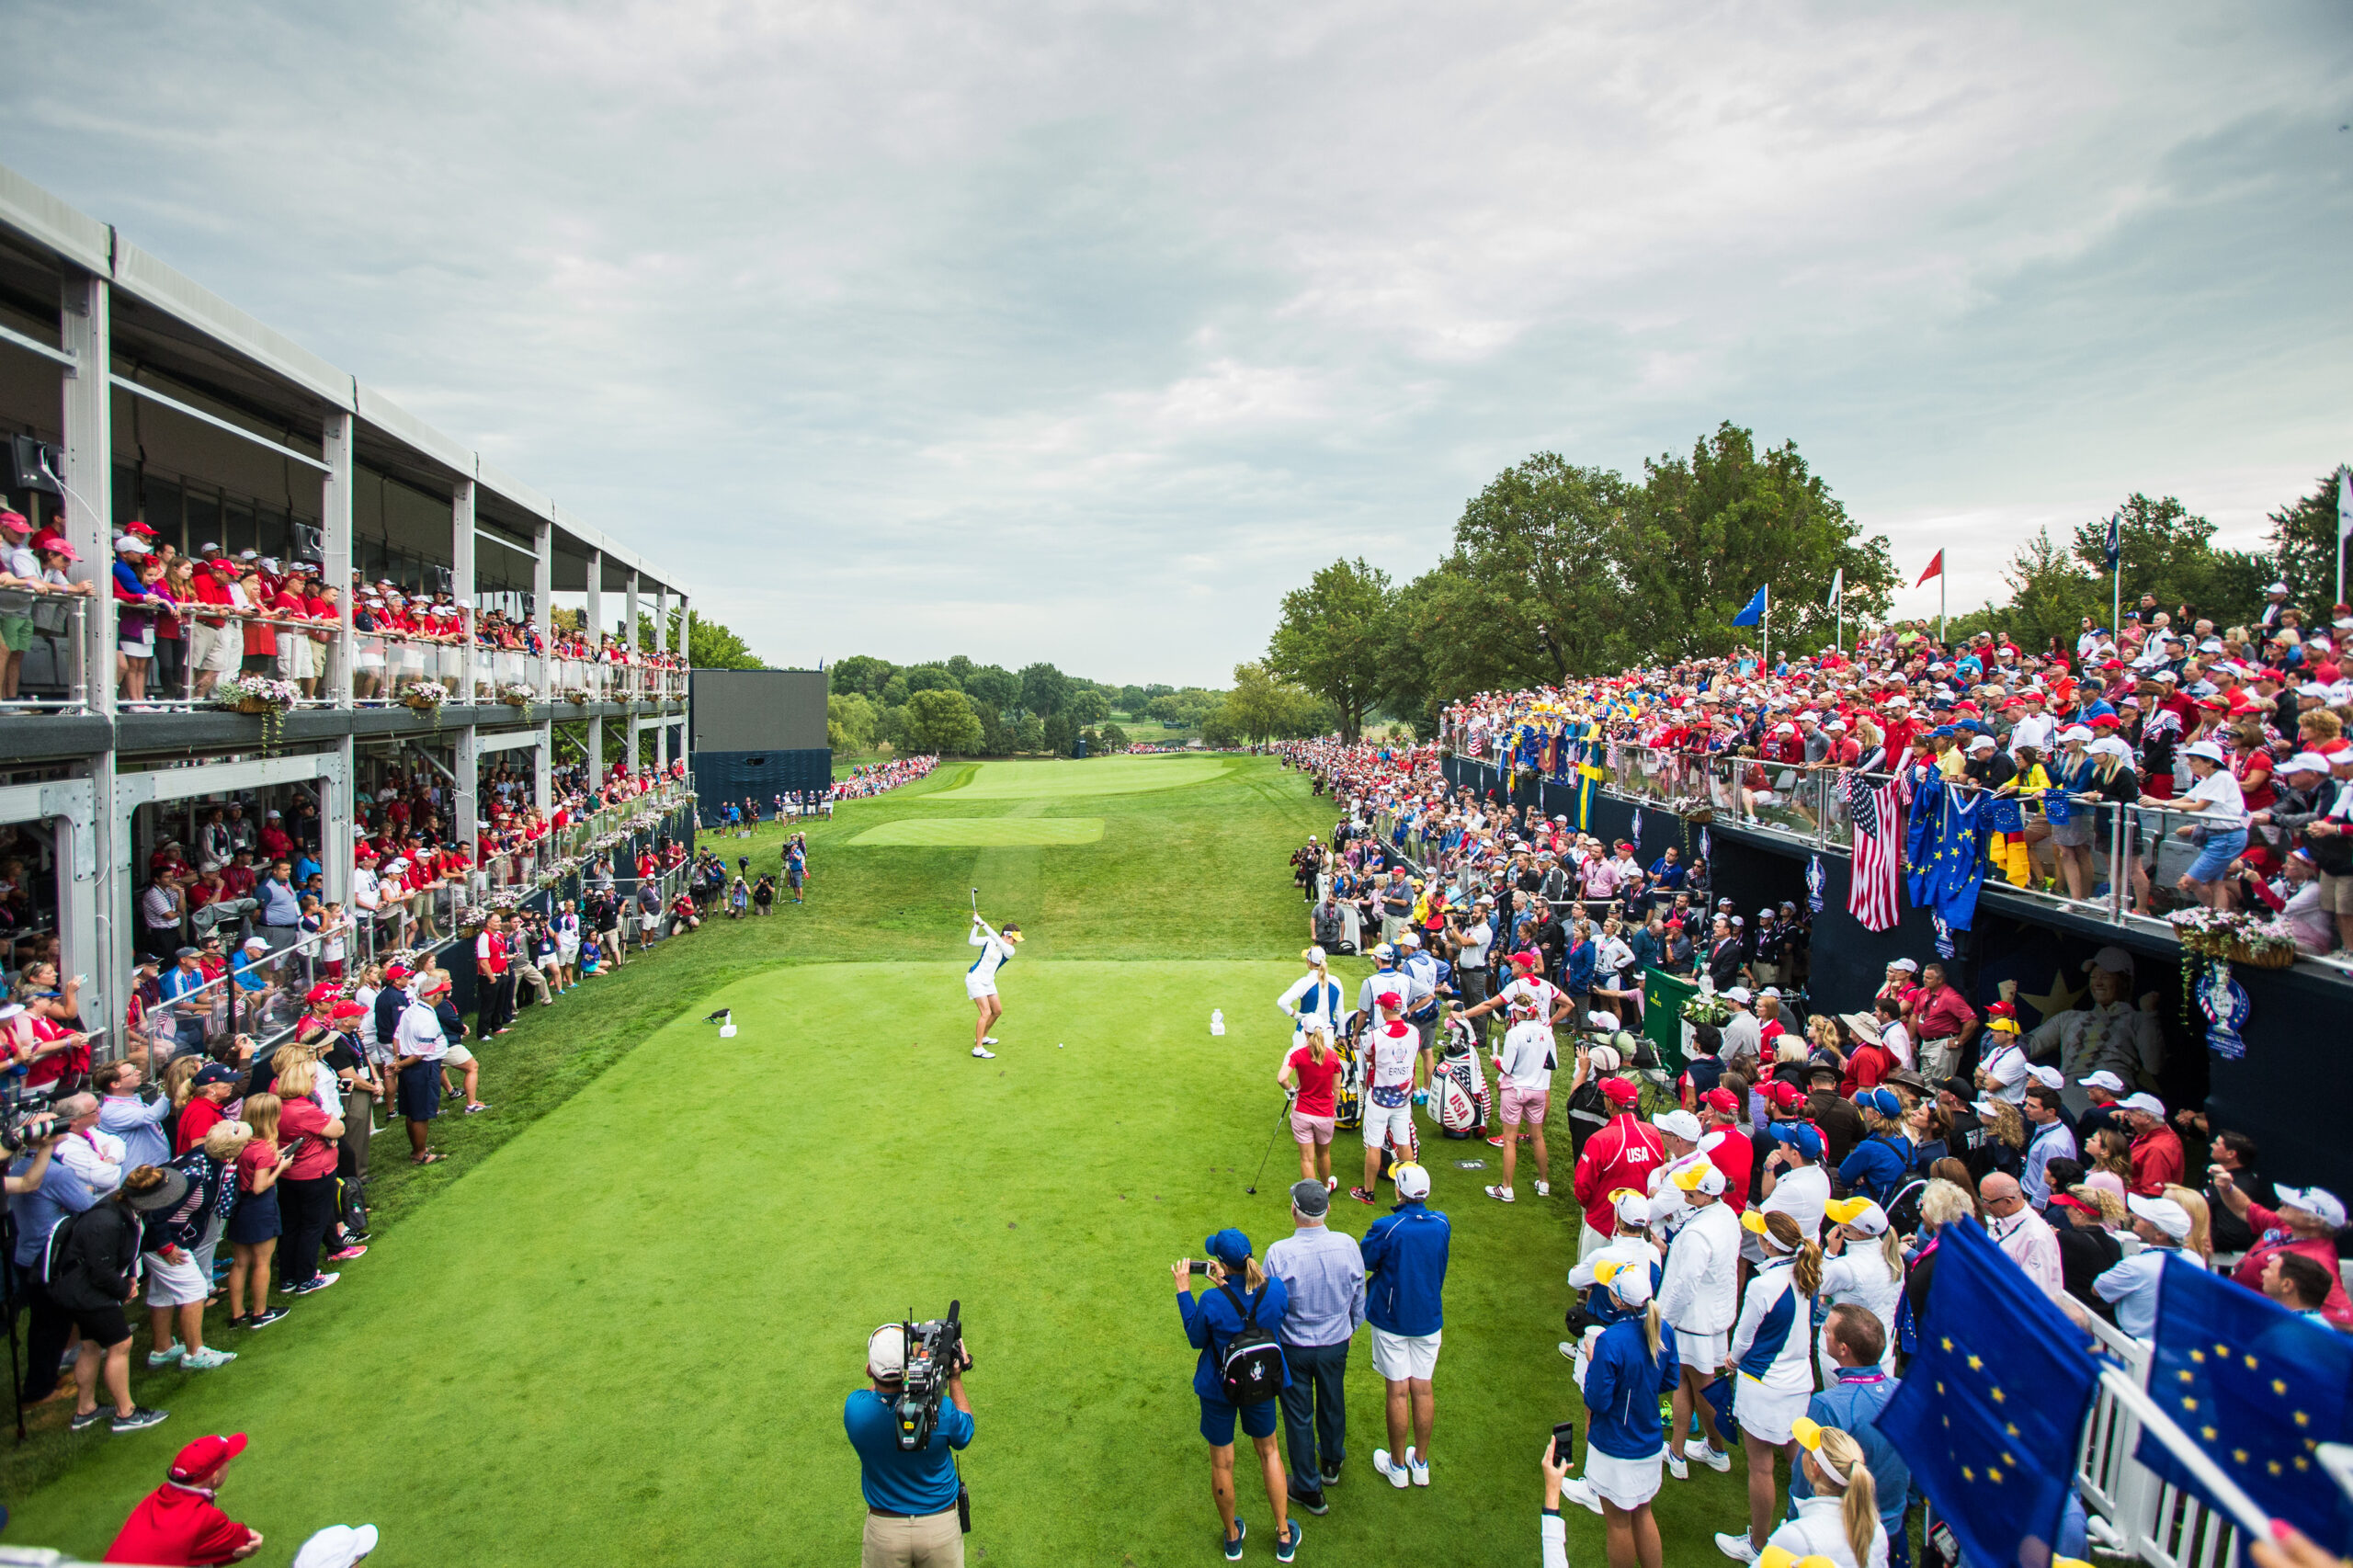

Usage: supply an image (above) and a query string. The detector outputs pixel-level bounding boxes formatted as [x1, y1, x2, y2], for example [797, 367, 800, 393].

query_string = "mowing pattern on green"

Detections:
[848, 816, 1105, 846]
[11, 758, 1764, 1566]
[925, 754, 1233, 800]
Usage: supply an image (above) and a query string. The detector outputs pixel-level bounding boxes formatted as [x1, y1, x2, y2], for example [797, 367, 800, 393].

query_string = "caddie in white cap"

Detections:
[2092, 1195, 2198, 1336]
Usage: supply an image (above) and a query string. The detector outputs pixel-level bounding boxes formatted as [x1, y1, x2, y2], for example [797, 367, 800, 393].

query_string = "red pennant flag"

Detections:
[1915, 549, 1944, 588]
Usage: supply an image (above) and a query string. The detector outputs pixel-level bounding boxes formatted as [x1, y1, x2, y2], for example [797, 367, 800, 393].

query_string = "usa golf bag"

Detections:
[1430, 1018, 1491, 1140]
[1333, 1008, 1365, 1131]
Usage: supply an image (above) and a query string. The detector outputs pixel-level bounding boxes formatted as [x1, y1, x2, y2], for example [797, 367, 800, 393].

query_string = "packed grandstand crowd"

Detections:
[1247, 596, 2351, 1565]
[0, 508, 688, 710]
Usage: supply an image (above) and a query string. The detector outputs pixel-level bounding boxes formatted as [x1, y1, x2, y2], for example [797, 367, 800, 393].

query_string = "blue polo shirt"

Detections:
[843, 1387, 972, 1515]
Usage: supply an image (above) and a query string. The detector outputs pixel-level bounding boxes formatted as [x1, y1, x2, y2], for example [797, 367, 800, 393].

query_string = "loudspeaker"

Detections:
[8, 435, 63, 495]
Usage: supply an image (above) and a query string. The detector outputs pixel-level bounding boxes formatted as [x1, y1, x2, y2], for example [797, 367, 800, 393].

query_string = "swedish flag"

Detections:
[2140, 1254, 2353, 1551]
[1881, 1219, 2100, 1568]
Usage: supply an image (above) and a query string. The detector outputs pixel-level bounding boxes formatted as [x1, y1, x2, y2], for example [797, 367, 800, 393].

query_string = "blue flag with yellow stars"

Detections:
[1881, 1219, 2099, 1568]
[2139, 1253, 2353, 1551]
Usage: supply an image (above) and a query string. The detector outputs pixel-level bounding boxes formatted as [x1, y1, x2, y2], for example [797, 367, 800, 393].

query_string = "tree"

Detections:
[826, 692, 878, 754]
[1267, 557, 1394, 741]
[961, 664, 1019, 717]
[1017, 662, 1069, 719]
[1617, 424, 1893, 663]
[1041, 711, 1074, 756]
[902, 665, 960, 695]
[1100, 721, 1129, 750]
[1013, 714, 1046, 753]
[1198, 700, 1242, 748]
[902, 687, 983, 755]
[972, 699, 1011, 756]
[1985, 527, 2100, 654]
[1118, 684, 1148, 715]
[1068, 687, 1109, 726]
[830, 655, 893, 698]
[630, 608, 762, 669]
[945, 653, 976, 685]
[2266, 472, 2348, 614]
[2070, 494, 2270, 631]
[881, 675, 911, 708]
[1222, 661, 1324, 744]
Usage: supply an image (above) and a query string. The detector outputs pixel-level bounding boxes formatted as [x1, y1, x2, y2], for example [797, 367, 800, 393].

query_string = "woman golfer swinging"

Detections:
[967, 913, 1021, 1059]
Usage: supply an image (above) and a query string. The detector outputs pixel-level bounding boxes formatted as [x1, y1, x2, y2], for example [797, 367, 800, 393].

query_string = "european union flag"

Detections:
[1881, 1220, 2099, 1568]
[2139, 1254, 2353, 1552]
[1732, 585, 1768, 627]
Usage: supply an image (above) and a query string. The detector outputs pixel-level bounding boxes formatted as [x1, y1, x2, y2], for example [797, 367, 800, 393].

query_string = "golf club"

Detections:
[1245, 1096, 1291, 1194]
[971, 887, 980, 918]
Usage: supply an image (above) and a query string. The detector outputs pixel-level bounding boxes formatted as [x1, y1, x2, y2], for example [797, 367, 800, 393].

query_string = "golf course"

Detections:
[10, 754, 1752, 1565]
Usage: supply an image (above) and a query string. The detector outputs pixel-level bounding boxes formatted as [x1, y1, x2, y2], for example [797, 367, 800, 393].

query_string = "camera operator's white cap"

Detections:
[866, 1324, 908, 1379]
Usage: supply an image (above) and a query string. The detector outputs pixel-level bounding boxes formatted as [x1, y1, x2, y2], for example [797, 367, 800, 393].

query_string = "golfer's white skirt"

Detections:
[965, 975, 999, 1002]
[1584, 1446, 1665, 1511]
[1734, 1373, 1809, 1446]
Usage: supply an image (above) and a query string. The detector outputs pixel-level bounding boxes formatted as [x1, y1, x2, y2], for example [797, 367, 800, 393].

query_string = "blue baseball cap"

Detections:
[1204, 1228, 1254, 1267]
[1853, 1087, 1903, 1119]
[1768, 1120, 1825, 1162]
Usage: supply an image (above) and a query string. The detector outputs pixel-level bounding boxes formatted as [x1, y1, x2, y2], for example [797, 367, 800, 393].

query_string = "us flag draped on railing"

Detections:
[1847, 769, 1904, 931]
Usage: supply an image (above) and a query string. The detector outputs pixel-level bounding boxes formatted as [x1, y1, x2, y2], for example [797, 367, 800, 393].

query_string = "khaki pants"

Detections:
[861, 1507, 961, 1568]
[1919, 1036, 1961, 1084]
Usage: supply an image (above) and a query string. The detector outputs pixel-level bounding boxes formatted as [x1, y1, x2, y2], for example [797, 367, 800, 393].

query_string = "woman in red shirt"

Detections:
[269, 1058, 349, 1295]
[1277, 1027, 1345, 1191]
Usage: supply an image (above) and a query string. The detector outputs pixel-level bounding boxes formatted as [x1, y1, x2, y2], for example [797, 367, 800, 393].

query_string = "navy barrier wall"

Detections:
[688, 747, 833, 820]
[1438, 754, 2347, 1196]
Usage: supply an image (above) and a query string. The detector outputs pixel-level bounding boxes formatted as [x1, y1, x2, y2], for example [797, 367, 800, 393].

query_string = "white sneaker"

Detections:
[982, 1036, 1000, 1045]
[1714, 1531, 1759, 1562]
[1405, 1447, 1430, 1487]
[1372, 1449, 1409, 1489]
[972, 1046, 996, 1059]
[1533, 1180, 1550, 1198]
[1324, 1176, 1339, 1192]
[1666, 1449, 1689, 1481]
[1559, 1475, 1603, 1516]
[1483, 1185, 1514, 1203]
[1691, 1441, 1733, 1472]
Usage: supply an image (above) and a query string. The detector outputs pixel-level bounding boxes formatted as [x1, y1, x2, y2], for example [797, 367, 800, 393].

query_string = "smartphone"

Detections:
[1550, 1420, 1577, 1468]
[1189, 1261, 1211, 1277]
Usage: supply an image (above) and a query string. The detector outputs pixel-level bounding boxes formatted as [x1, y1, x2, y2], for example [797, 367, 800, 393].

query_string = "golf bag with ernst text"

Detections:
[1430, 1020, 1490, 1140]
[1333, 1008, 1365, 1131]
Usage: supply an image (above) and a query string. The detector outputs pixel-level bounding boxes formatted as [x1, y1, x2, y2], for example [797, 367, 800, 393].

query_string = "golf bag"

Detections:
[1333, 1009, 1365, 1131]
[1430, 1022, 1490, 1140]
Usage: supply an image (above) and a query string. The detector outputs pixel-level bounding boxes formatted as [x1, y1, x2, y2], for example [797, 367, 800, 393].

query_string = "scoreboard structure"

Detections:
[688, 668, 832, 808]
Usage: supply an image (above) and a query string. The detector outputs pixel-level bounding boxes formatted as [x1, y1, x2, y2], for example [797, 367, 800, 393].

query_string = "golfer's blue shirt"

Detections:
[844, 1388, 972, 1515]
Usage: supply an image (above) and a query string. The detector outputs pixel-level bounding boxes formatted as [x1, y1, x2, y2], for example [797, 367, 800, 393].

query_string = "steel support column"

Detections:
[61, 268, 121, 1039]
[452, 478, 476, 700]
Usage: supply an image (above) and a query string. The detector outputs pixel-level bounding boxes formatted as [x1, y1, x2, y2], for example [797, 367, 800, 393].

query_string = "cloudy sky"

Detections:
[4, 2, 2347, 685]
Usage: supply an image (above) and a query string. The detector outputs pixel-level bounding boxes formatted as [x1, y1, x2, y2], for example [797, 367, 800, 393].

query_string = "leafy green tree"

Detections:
[902, 687, 983, 755]
[630, 608, 762, 669]
[1100, 721, 1128, 750]
[972, 699, 1011, 756]
[1618, 424, 1893, 662]
[945, 654, 976, 685]
[881, 675, 911, 708]
[829, 655, 893, 698]
[902, 665, 960, 695]
[1042, 711, 1074, 756]
[1013, 714, 1046, 753]
[1118, 684, 1148, 715]
[826, 692, 877, 754]
[1267, 557, 1394, 741]
[1985, 527, 2100, 653]
[1199, 700, 1242, 748]
[1144, 684, 1175, 701]
[2265, 472, 2348, 614]
[1221, 662, 1324, 744]
[873, 703, 907, 751]
[1069, 687, 1110, 726]
[1018, 663, 1069, 719]
[2070, 494, 2270, 631]
[962, 665, 1019, 717]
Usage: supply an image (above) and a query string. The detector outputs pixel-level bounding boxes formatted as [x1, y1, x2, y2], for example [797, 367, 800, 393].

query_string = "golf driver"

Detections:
[1245, 1096, 1291, 1194]
[970, 887, 980, 918]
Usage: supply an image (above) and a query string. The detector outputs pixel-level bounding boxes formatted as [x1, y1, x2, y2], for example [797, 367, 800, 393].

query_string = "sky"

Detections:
[2, 1, 2347, 686]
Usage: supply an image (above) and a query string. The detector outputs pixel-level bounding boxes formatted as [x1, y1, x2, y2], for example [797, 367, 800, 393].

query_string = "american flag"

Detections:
[1847, 770, 1904, 931]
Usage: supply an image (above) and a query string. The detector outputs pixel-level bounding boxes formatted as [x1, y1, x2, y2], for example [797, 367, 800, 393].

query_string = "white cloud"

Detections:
[0, 0, 2347, 684]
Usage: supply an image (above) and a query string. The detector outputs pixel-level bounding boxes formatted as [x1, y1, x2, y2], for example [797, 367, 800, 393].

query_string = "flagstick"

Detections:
[1939, 569, 1946, 645]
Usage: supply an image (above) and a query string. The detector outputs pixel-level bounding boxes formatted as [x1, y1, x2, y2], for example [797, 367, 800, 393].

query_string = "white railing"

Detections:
[2075, 1312, 2242, 1568]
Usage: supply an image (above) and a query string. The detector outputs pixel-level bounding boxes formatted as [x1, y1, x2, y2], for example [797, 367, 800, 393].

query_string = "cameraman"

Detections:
[845, 1322, 972, 1568]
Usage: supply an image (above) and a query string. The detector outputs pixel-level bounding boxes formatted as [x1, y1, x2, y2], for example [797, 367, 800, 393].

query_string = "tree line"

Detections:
[1265, 419, 2344, 740]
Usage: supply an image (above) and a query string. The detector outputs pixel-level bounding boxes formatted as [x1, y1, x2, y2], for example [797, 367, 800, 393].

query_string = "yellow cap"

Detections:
[1790, 1415, 1824, 1451]
[1758, 1548, 1838, 1568]
[1740, 1210, 1771, 1235]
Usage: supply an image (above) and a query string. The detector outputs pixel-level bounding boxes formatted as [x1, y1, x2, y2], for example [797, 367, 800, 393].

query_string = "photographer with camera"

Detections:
[845, 1315, 973, 1568]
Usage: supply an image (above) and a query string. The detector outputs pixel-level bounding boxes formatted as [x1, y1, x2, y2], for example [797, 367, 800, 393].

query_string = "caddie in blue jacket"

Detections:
[1358, 1163, 1450, 1488]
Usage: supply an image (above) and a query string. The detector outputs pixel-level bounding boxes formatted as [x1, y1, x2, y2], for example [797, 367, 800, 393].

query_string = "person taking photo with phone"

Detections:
[1175, 1230, 1299, 1562]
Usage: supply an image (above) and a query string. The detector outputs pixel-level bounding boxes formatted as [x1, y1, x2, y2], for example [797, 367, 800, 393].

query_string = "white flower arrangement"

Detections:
[215, 673, 301, 710]
[499, 682, 538, 707]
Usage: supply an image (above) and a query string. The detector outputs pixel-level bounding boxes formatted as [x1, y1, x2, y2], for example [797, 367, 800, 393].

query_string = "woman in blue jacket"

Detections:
[1176, 1228, 1298, 1563]
[1560, 1256, 1678, 1568]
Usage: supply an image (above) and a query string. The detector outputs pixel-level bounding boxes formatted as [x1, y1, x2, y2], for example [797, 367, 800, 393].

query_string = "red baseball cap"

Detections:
[305, 982, 340, 1006]
[1600, 1078, 1639, 1106]
[1509, 950, 1540, 970]
[28, 529, 74, 560]
[1765, 1081, 1808, 1110]
[121, 519, 159, 538]
[330, 999, 367, 1021]
[1701, 1086, 1741, 1113]
[383, 964, 411, 983]
[168, 1432, 247, 1483]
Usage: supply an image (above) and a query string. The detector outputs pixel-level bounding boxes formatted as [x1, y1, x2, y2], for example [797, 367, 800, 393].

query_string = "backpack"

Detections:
[1217, 1283, 1286, 1406]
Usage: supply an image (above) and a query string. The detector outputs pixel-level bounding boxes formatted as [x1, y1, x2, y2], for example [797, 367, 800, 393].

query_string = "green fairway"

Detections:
[849, 815, 1106, 846]
[926, 754, 1235, 800]
[10, 756, 1757, 1566]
